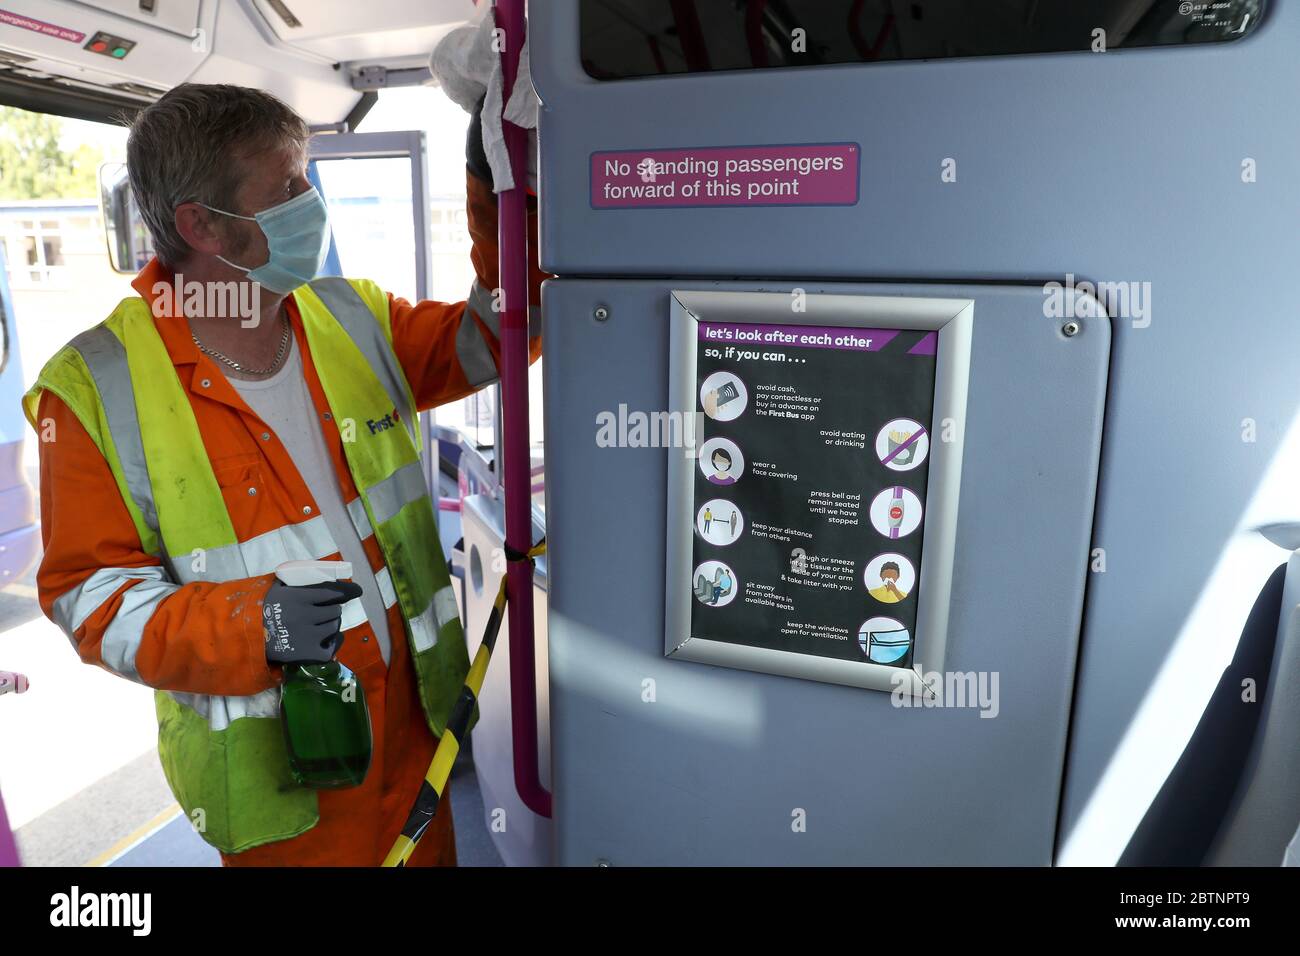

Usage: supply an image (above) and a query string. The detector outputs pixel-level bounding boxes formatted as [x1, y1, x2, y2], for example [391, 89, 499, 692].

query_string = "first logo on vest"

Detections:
[366, 407, 401, 435]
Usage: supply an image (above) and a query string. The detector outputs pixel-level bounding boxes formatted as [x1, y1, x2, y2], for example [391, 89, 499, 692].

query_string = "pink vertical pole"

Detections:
[0, 790, 20, 866]
[495, 0, 552, 819]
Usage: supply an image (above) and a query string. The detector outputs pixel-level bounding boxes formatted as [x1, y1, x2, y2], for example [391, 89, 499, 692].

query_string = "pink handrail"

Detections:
[495, 0, 552, 819]
[0, 790, 19, 867]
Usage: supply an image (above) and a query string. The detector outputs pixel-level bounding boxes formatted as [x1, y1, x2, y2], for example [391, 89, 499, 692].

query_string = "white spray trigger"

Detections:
[274, 559, 353, 587]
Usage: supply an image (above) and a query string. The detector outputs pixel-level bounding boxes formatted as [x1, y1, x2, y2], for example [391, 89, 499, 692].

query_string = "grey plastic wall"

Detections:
[532, 1, 1300, 863]
[544, 279, 1106, 865]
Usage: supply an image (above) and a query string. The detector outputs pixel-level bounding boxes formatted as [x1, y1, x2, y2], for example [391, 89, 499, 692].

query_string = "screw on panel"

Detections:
[594, 306, 610, 322]
[1062, 321, 1081, 337]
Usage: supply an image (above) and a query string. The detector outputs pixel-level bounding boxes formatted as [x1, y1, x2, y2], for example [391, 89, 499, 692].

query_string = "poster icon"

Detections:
[870, 486, 922, 539]
[693, 560, 738, 608]
[858, 617, 912, 665]
[698, 437, 745, 485]
[700, 371, 749, 422]
[697, 499, 744, 546]
[864, 553, 915, 604]
[875, 418, 929, 472]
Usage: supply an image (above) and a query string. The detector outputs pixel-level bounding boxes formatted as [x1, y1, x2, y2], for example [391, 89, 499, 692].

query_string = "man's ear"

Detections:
[174, 202, 225, 257]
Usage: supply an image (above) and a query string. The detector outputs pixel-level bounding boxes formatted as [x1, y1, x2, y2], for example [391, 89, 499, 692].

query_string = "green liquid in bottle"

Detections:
[280, 661, 373, 789]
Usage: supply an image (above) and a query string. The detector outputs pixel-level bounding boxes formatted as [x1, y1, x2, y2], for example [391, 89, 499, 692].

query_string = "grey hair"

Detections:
[126, 83, 310, 268]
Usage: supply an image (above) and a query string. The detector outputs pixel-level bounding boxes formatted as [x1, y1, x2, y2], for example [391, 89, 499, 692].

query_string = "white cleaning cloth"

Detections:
[430, 3, 538, 193]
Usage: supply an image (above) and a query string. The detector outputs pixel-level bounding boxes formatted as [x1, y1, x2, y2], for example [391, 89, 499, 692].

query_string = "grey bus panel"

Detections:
[543, 278, 1108, 865]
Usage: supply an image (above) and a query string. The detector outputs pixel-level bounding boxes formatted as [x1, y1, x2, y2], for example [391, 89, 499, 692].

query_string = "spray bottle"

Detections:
[275, 560, 373, 789]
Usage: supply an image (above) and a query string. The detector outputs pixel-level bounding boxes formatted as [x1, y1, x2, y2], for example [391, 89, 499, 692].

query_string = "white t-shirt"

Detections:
[230, 335, 393, 664]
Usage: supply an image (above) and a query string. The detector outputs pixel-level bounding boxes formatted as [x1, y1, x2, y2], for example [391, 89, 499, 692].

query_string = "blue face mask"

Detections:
[201, 186, 331, 294]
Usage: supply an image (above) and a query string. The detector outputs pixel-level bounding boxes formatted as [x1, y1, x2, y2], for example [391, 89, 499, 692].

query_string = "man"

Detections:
[23, 84, 543, 866]
[710, 566, 733, 605]
[868, 561, 907, 603]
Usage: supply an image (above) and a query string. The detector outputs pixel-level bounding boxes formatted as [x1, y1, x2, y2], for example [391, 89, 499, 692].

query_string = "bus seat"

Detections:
[1206, 549, 1300, 865]
[1119, 561, 1286, 866]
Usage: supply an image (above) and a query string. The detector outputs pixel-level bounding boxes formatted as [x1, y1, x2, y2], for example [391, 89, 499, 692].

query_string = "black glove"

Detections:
[466, 96, 491, 184]
[263, 580, 364, 665]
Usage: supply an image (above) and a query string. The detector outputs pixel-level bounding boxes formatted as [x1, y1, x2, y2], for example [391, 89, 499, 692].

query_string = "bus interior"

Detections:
[0, 0, 1297, 875]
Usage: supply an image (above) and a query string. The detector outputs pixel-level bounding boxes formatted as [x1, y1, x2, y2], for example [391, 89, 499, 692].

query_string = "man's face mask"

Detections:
[200, 186, 331, 295]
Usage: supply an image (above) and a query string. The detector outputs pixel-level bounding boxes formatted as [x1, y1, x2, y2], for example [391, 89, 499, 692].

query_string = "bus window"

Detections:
[580, 0, 1265, 80]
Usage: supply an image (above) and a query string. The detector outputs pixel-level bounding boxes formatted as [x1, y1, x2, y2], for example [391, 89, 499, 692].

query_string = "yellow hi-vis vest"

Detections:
[22, 277, 470, 854]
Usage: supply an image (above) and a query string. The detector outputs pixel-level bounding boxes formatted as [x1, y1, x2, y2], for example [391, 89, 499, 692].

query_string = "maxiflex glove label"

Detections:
[264, 601, 293, 654]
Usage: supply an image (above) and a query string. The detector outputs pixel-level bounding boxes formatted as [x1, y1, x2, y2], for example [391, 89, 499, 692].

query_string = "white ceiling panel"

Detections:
[251, 0, 477, 63]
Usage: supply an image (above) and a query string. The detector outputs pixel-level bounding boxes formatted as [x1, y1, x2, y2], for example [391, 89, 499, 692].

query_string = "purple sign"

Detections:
[699, 322, 898, 353]
[592, 143, 860, 209]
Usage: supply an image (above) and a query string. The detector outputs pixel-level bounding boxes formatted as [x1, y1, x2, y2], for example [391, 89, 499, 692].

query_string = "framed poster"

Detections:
[665, 290, 972, 697]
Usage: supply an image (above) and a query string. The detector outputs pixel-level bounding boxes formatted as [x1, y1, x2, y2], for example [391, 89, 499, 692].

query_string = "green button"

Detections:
[112, 47, 127, 57]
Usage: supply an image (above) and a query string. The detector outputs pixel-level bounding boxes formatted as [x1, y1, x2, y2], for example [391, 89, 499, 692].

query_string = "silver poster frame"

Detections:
[665, 289, 973, 698]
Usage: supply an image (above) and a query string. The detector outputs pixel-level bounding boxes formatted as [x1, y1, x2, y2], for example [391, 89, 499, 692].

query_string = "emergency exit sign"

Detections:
[591, 143, 860, 209]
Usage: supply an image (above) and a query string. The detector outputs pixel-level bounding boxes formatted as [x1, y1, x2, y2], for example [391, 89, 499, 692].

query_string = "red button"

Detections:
[91, 40, 107, 52]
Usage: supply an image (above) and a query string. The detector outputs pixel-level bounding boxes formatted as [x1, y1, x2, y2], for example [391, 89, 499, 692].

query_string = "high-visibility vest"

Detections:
[22, 277, 470, 854]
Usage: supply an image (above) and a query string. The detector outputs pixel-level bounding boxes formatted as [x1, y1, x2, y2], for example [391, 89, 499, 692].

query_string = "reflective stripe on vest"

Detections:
[22, 276, 471, 854]
[71, 326, 160, 536]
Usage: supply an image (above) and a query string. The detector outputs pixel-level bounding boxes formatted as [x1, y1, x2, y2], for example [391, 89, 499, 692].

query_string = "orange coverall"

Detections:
[32, 173, 544, 866]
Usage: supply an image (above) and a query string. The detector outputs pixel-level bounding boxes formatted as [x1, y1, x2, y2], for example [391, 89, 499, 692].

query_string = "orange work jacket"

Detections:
[31, 173, 544, 866]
